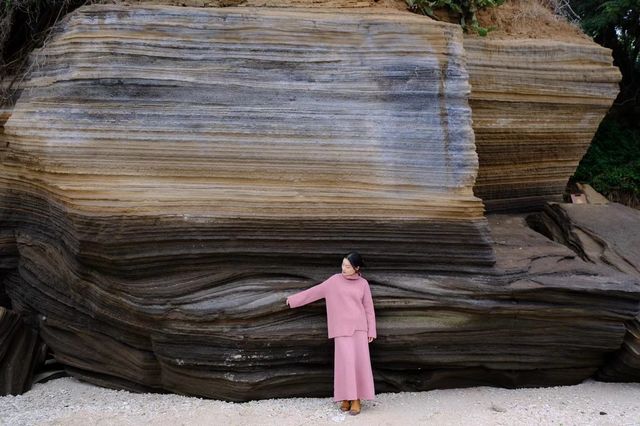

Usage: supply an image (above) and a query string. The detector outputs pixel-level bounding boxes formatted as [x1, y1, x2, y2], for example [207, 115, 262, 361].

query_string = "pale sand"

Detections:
[1, 377, 639, 426]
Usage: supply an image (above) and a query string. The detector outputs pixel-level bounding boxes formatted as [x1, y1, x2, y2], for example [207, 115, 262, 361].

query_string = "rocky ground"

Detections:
[1, 377, 638, 426]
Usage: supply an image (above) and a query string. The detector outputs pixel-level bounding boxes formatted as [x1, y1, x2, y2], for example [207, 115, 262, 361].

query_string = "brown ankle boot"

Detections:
[349, 399, 361, 415]
[340, 400, 351, 412]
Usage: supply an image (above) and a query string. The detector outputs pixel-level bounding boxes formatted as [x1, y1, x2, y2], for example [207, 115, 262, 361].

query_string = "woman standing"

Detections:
[286, 251, 376, 415]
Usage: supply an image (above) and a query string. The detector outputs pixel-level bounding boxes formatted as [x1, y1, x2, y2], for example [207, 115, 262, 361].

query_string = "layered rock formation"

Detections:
[467, 39, 621, 212]
[529, 202, 640, 382]
[0, 4, 637, 400]
[3, 5, 492, 269]
[4, 206, 639, 400]
[0, 307, 46, 395]
[1, 5, 492, 398]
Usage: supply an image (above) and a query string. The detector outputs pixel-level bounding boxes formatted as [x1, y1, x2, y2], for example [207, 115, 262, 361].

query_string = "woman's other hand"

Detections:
[368, 337, 375, 343]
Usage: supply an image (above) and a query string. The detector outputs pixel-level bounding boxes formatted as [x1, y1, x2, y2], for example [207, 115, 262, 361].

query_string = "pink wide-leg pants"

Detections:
[333, 330, 375, 401]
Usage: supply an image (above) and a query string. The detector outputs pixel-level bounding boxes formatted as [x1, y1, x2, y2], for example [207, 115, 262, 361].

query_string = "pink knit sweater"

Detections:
[286, 273, 377, 339]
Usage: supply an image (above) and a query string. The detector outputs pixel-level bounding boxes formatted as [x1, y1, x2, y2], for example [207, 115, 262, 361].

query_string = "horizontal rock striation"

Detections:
[4, 210, 639, 399]
[2, 5, 492, 269]
[0, 5, 494, 398]
[0, 307, 46, 395]
[466, 38, 620, 212]
[528, 202, 640, 382]
[1, 5, 637, 399]
[372, 214, 640, 391]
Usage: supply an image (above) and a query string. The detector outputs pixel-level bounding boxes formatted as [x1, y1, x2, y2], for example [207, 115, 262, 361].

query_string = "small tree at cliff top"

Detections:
[405, 0, 506, 36]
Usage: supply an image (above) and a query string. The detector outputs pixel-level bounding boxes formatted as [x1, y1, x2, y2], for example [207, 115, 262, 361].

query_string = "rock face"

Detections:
[1, 5, 491, 398]
[3, 5, 492, 269]
[529, 202, 640, 382]
[0, 5, 637, 399]
[529, 203, 640, 277]
[0, 308, 45, 395]
[467, 39, 621, 212]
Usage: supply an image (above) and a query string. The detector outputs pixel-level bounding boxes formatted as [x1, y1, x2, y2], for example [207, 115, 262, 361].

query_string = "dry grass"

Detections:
[539, 0, 581, 23]
[0, 0, 105, 106]
[473, 0, 589, 40]
[606, 191, 640, 209]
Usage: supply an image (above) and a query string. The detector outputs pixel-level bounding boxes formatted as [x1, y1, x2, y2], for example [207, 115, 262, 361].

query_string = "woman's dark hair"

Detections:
[344, 251, 365, 270]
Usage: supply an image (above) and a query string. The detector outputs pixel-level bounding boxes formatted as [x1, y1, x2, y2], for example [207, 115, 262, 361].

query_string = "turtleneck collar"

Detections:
[341, 272, 361, 280]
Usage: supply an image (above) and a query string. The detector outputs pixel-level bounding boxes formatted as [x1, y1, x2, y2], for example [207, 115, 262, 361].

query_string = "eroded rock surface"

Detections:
[0, 5, 637, 399]
[0, 307, 45, 395]
[467, 39, 620, 212]
[1, 5, 491, 399]
[529, 202, 640, 382]
[2, 5, 492, 269]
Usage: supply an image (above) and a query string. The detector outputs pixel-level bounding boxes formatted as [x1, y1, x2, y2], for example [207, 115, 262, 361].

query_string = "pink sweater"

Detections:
[286, 273, 377, 339]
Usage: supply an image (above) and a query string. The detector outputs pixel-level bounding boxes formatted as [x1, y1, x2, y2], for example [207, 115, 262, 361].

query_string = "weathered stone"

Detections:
[528, 202, 640, 382]
[467, 39, 620, 212]
[3, 5, 492, 270]
[0, 5, 490, 399]
[0, 307, 46, 396]
[528, 203, 640, 276]
[0, 5, 637, 400]
[5, 209, 639, 400]
[576, 183, 609, 205]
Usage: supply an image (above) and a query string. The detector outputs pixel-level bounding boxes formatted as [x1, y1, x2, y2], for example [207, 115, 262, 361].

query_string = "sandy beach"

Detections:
[1, 377, 638, 426]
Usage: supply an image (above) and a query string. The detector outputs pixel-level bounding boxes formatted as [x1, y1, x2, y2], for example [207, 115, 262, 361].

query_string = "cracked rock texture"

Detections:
[529, 202, 640, 382]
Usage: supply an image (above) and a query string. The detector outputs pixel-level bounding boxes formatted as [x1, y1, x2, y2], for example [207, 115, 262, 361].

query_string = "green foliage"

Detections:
[569, 0, 639, 118]
[578, 0, 639, 47]
[570, 0, 640, 207]
[573, 116, 640, 205]
[405, 0, 505, 36]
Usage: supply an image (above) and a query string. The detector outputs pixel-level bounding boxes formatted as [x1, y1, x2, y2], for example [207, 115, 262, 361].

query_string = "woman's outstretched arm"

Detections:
[286, 279, 330, 308]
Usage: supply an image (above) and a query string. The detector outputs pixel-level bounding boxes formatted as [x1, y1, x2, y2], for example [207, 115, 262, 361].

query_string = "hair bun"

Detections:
[345, 251, 365, 269]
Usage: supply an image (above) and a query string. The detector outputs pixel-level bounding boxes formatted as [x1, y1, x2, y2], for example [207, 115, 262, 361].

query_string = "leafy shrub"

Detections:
[405, 0, 506, 35]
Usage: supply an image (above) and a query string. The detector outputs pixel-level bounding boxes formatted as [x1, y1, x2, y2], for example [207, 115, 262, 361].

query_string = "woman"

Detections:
[285, 251, 376, 415]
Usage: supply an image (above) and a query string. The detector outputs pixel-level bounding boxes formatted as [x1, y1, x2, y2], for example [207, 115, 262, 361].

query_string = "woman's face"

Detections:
[341, 258, 358, 275]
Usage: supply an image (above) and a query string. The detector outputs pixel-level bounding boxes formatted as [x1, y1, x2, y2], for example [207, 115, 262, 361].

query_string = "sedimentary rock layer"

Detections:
[466, 38, 620, 212]
[4, 209, 639, 400]
[2, 5, 492, 269]
[1, 5, 638, 399]
[0, 5, 495, 398]
[528, 202, 640, 382]
[0, 307, 45, 395]
[528, 203, 640, 276]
